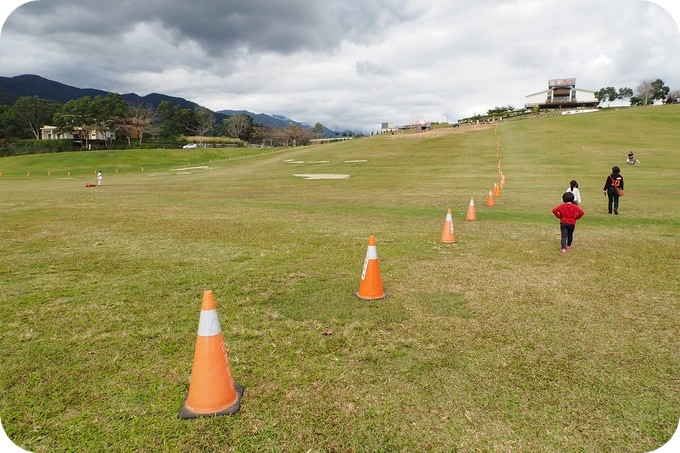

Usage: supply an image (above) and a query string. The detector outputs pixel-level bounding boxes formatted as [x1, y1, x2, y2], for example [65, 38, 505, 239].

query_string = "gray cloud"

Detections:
[5, 0, 420, 57]
[1, 0, 679, 132]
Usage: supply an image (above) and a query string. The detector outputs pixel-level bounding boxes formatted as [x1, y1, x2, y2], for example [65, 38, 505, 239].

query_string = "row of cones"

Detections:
[184, 201, 524, 417]
[358, 192, 511, 298]
[441, 185, 503, 239]
[444, 157, 508, 242]
[445, 126, 506, 239]
[181, 132, 509, 419]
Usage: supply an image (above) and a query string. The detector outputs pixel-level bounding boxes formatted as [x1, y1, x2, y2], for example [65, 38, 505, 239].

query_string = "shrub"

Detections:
[0, 139, 77, 157]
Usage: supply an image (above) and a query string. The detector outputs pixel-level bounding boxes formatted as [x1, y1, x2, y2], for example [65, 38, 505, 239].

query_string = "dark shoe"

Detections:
[614, 209, 618, 215]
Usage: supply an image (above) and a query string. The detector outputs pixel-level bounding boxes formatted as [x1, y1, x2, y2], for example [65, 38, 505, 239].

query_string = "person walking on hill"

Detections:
[553, 192, 585, 254]
[603, 166, 624, 214]
[566, 179, 581, 205]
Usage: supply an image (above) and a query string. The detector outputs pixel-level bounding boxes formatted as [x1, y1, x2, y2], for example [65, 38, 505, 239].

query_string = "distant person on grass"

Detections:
[565, 179, 581, 205]
[603, 166, 624, 215]
[97, 170, 103, 186]
[552, 191, 585, 254]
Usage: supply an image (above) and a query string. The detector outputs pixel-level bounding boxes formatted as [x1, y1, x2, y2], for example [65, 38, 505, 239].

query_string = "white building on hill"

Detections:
[525, 78, 598, 109]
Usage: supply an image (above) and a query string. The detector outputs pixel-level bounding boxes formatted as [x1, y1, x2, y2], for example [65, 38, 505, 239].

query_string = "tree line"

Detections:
[0, 93, 323, 149]
[595, 78, 679, 107]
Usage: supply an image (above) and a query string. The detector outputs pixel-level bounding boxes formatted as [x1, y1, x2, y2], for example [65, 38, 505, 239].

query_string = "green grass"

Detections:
[1, 105, 679, 452]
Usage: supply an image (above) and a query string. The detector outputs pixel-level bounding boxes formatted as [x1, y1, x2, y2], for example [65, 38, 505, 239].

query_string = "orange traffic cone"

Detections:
[493, 182, 501, 198]
[441, 208, 457, 243]
[466, 197, 477, 221]
[486, 189, 495, 206]
[356, 235, 386, 300]
[178, 290, 244, 419]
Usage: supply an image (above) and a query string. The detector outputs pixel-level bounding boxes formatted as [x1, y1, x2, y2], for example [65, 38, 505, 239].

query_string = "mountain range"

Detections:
[0, 74, 337, 136]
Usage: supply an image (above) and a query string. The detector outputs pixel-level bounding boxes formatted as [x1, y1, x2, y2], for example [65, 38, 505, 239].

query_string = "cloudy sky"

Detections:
[0, 0, 679, 133]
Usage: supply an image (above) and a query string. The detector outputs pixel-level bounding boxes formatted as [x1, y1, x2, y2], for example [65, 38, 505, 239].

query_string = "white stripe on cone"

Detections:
[361, 245, 378, 280]
[197, 309, 222, 337]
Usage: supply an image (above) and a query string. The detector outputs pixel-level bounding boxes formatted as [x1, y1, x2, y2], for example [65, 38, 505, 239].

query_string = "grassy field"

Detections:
[1, 105, 679, 452]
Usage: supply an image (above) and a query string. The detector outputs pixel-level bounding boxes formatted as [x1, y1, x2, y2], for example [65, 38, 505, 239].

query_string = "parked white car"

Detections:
[182, 143, 198, 149]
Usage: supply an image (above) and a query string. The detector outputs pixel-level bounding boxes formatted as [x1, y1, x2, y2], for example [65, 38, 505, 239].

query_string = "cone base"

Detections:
[178, 384, 245, 419]
[354, 291, 387, 301]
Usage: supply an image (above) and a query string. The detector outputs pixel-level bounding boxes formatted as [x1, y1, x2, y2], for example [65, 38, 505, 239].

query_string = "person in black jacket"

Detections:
[603, 166, 624, 215]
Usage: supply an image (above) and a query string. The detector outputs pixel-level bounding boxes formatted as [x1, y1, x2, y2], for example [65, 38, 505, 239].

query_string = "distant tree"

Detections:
[0, 104, 19, 139]
[53, 97, 98, 149]
[632, 80, 653, 105]
[651, 79, 670, 102]
[157, 100, 198, 137]
[92, 93, 130, 148]
[124, 102, 158, 146]
[618, 87, 633, 101]
[270, 127, 288, 147]
[312, 122, 325, 137]
[595, 87, 618, 106]
[251, 124, 276, 147]
[190, 106, 216, 139]
[281, 125, 314, 146]
[223, 114, 253, 141]
[11, 96, 59, 139]
[633, 78, 669, 105]
[156, 101, 176, 135]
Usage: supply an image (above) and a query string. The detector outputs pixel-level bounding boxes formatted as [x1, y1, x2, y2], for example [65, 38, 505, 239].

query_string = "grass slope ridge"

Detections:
[0, 105, 679, 451]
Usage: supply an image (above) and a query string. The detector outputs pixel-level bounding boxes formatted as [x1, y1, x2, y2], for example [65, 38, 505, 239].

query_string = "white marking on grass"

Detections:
[170, 166, 213, 172]
[345, 160, 368, 163]
[293, 174, 350, 180]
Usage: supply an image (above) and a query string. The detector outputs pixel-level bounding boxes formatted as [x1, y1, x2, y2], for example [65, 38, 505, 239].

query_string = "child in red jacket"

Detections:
[552, 192, 585, 254]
